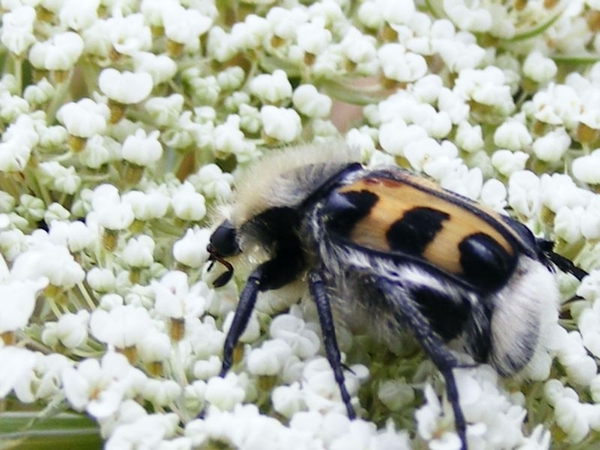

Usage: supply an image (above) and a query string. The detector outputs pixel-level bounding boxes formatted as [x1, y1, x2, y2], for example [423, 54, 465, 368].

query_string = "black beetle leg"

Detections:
[220, 266, 263, 376]
[376, 277, 468, 450]
[308, 269, 356, 419]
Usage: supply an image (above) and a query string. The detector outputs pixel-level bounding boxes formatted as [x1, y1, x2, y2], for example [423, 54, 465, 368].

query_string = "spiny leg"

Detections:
[220, 266, 263, 376]
[376, 277, 468, 450]
[308, 269, 356, 419]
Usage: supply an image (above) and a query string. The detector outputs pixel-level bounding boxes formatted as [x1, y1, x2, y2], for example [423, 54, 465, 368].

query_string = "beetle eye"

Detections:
[207, 220, 240, 287]
[209, 219, 240, 257]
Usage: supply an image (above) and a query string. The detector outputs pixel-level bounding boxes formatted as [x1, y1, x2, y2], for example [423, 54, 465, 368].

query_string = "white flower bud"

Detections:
[204, 374, 245, 411]
[57, 99, 110, 138]
[121, 129, 163, 166]
[171, 182, 206, 221]
[260, 106, 302, 143]
[99, 69, 154, 104]
[250, 70, 292, 104]
[87, 268, 116, 292]
[292, 84, 332, 119]
[29, 32, 84, 71]
[523, 51, 557, 84]
[491, 150, 529, 177]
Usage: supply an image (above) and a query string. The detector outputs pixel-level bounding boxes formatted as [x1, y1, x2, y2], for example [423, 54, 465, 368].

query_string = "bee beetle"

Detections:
[207, 143, 586, 450]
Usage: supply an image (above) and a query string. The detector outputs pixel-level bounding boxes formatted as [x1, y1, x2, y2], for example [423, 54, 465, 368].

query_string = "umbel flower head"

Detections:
[0, 0, 600, 449]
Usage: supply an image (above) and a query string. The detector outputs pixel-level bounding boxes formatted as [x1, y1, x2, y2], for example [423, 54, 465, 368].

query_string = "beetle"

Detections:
[206, 143, 586, 449]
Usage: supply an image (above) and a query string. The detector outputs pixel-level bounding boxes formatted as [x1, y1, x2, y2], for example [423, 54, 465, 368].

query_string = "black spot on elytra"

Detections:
[386, 207, 450, 255]
[458, 232, 514, 291]
[323, 190, 378, 237]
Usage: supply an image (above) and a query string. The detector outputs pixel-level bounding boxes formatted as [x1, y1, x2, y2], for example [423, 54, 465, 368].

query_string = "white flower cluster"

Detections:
[0, 0, 600, 448]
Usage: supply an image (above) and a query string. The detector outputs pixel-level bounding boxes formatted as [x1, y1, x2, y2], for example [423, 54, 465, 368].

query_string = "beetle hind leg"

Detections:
[376, 277, 468, 450]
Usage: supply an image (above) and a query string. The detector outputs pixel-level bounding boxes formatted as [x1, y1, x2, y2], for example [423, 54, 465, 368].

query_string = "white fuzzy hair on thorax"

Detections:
[231, 142, 359, 226]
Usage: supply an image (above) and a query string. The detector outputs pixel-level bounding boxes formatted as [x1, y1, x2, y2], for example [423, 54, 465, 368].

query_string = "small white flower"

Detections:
[404, 138, 458, 172]
[296, 19, 331, 55]
[247, 339, 293, 376]
[479, 178, 507, 211]
[530, 84, 581, 128]
[438, 88, 470, 124]
[260, 105, 302, 143]
[378, 44, 427, 83]
[151, 270, 211, 319]
[106, 13, 152, 56]
[266, 6, 308, 41]
[213, 115, 246, 158]
[105, 412, 180, 450]
[120, 129, 163, 166]
[293, 84, 332, 118]
[48, 220, 95, 253]
[217, 66, 245, 91]
[491, 150, 529, 177]
[554, 397, 590, 443]
[142, 379, 182, 406]
[303, 358, 353, 415]
[270, 314, 320, 359]
[137, 330, 171, 364]
[62, 352, 147, 418]
[91, 184, 135, 230]
[231, 14, 270, 51]
[539, 173, 591, 213]
[87, 268, 116, 293]
[145, 94, 184, 127]
[56, 98, 110, 138]
[0, 347, 37, 398]
[132, 51, 177, 85]
[272, 383, 306, 418]
[573, 150, 600, 184]
[24, 78, 55, 105]
[29, 31, 84, 71]
[445, 0, 492, 32]
[339, 27, 377, 70]
[191, 164, 233, 199]
[90, 304, 154, 349]
[523, 51, 557, 84]
[493, 121, 532, 152]
[59, 0, 99, 31]
[193, 355, 221, 380]
[79, 135, 118, 169]
[1, 6, 36, 56]
[379, 121, 425, 156]
[122, 235, 155, 269]
[455, 121, 483, 153]
[171, 182, 207, 221]
[162, 4, 212, 47]
[172, 227, 211, 269]
[37, 161, 82, 195]
[0, 278, 48, 333]
[250, 69, 292, 104]
[532, 127, 571, 162]
[454, 67, 514, 115]
[121, 189, 169, 221]
[42, 310, 90, 349]
[580, 196, 600, 241]
[99, 69, 154, 105]
[0, 136, 33, 172]
[204, 373, 246, 411]
[11, 243, 84, 289]
[554, 206, 585, 244]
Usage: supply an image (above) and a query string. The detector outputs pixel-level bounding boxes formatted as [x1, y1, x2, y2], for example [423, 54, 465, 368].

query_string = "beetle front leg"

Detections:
[220, 266, 263, 377]
[308, 269, 356, 419]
